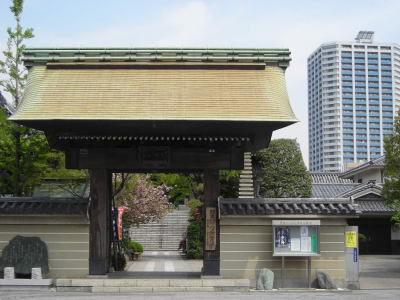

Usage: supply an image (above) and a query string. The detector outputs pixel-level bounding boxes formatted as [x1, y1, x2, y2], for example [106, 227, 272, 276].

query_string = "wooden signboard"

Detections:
[205, 207, 217, 250]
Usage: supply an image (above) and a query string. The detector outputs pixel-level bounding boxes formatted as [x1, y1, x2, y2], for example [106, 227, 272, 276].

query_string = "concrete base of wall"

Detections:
[55, 278, 252, 293]
[0, 279, 53, 290]
[272, 278, 345, 289]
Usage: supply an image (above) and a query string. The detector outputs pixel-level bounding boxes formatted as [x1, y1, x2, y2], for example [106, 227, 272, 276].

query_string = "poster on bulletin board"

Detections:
[346, 231, 357, 248]
[272, 220, 320, 256]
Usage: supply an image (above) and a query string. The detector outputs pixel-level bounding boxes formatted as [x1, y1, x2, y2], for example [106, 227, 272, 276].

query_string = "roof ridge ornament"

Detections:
[22, 47, 291, 67]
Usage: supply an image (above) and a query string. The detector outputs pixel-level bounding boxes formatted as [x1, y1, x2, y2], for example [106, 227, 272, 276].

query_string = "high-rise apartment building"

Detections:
[308, 31, 400, 172]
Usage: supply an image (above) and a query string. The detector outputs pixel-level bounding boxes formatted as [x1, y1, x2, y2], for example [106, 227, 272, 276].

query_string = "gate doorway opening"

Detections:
[110, 172, 209, 278]
[348, 217, 393, 254]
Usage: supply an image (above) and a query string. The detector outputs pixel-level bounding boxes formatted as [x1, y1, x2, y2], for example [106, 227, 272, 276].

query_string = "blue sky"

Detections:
[1, 0, 400, 166]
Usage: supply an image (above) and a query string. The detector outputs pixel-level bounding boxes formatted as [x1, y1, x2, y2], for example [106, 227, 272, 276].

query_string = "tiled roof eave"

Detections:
[219, 198, 361, 216]
[311, 172, 353, 184]
[340, 156, 385, 178]
[10, 117, 298, 122]
[0, 197, 89, 215]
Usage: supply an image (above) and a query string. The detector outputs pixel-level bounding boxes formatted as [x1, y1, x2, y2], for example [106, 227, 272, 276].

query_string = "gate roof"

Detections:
[10, 48, 296, 124]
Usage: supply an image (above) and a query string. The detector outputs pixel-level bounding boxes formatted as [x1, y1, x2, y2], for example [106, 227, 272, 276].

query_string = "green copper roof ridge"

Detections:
[23, 56, 290, 61]
[24, 47, 290, 51]
[22, 47, 291, 66]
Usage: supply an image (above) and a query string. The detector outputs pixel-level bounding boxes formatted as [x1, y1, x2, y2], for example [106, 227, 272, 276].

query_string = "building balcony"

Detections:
[342, 88, 353, 93]
[343, 124, 354, 128]
[342, 112, 354, 117]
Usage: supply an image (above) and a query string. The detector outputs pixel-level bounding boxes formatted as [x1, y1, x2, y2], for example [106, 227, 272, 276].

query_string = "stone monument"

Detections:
[1, 236, 49, 276]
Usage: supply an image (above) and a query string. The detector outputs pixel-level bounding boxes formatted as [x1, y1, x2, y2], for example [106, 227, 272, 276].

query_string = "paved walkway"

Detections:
[2, 290, 400, 299]
[359, 255, 400, 289]
[109, 251, 203, 279]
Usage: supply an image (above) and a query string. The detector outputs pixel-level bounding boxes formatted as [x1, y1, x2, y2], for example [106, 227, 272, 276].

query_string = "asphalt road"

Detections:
[1, 290, 400, 300]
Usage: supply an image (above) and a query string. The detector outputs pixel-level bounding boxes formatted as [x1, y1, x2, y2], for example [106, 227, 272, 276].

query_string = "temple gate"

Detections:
[9, 47, 296, 276]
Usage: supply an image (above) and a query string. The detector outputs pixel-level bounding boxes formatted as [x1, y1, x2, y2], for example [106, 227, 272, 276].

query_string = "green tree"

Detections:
[150, 173, 203, 206]
[0, 0, 34, 108]
[150, 171, 239, 205]
[252, 139, 311, 198]
[219, 170, 239, 198]
[0, 109, 53, 196]
[383, 113, 400, 224]
[0, 0, 37, 196]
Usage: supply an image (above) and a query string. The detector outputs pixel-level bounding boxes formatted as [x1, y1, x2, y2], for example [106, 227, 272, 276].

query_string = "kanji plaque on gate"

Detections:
[205, 207, 217, 250]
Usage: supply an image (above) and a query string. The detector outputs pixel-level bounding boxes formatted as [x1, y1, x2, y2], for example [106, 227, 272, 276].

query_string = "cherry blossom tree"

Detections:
[114, 174, 173, 227]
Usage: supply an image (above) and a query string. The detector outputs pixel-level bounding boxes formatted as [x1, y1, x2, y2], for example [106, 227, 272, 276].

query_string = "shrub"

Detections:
[121, 238, 132, 256]
[129, 241, 144, 253]
[359, 233, 367, 243]
[186, 220, 203, 259]
[187, 198, 203, 212]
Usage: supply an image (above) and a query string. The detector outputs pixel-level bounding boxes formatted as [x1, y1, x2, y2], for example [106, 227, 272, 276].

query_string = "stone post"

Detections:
[89, 169, 112, 275]
[202, 169, 220, 276]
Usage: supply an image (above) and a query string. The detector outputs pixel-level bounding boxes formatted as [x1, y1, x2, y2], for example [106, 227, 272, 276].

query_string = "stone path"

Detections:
[129, 206, 190, 250]
[108, 251, 203, 279]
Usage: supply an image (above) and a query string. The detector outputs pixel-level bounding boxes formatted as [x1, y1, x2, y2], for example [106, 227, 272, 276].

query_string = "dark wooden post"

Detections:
[202, 169, 220, 276]
[89, 169, 112, 275]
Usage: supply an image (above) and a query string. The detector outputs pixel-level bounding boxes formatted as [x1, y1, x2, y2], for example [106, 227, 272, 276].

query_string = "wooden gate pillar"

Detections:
[89, 169, 112, 275]
[202, 169, 220, 276]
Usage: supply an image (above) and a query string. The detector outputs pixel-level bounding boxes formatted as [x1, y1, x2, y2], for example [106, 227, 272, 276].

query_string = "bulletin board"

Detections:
[272, 220, 320, 257]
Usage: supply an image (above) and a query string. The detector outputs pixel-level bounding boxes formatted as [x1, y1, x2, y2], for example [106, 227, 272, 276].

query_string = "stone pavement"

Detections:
[125, 251, 202, 273]
[108, 250, 203, 279]
[359, 255, 400, 289]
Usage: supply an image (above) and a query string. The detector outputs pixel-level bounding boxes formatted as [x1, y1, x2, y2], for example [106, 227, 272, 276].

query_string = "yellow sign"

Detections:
[346, 231, 357, 248]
